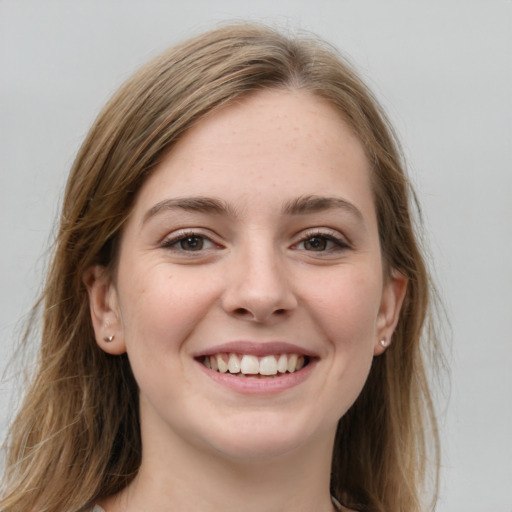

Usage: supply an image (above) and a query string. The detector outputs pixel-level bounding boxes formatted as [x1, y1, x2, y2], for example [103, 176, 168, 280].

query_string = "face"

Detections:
[87, 89, 405, 463]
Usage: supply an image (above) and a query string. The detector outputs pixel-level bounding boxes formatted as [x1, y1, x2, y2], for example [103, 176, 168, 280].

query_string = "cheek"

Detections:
[305, 268, 383, 345]
[116, 265, 221, 409]
[302, 268, 381, 401]
[117, 263, 219, 357]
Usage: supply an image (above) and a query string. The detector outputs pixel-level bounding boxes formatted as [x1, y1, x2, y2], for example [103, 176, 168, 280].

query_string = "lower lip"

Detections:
[195, 359, 317, 395]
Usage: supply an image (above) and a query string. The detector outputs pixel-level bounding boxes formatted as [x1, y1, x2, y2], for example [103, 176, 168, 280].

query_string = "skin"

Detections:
[86, 89, 406, 512]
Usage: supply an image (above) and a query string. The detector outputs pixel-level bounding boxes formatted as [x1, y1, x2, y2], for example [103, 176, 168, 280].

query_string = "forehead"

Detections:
[131, 89, 374, 221]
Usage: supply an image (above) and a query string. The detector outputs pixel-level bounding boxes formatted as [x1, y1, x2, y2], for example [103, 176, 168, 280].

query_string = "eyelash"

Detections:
[294, 229, 350, 253]
[160, 230, 219, 252]
[160, 229, 350, 254]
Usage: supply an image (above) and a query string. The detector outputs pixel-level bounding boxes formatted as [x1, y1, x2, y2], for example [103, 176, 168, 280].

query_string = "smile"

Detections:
[200, 353, 308, 377]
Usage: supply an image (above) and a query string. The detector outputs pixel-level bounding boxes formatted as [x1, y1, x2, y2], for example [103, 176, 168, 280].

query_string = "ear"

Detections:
[83, 265, 126, 355]
[374, 270, 407, 356]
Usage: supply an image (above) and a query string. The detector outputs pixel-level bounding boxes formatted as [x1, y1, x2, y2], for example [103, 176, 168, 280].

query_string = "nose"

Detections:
[221, 243, 298, 324]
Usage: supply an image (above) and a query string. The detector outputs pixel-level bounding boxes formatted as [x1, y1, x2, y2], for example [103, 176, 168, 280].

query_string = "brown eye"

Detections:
[179, 236, 204, 251]
[161, 231, 218, 253]
[294, 232, 349, 253]
[303, 236, 328, 251]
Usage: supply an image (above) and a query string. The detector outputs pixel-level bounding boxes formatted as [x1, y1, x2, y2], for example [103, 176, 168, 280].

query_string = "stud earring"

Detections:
[103, 335, 115, 343]
[379, 339, 388, 347]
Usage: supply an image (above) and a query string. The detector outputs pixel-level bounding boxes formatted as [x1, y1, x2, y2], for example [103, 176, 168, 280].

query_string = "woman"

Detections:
[0, 23, 441, 512]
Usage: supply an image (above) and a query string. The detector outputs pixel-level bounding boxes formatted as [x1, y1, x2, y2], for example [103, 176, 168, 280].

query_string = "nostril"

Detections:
[233, 307, 287, 317]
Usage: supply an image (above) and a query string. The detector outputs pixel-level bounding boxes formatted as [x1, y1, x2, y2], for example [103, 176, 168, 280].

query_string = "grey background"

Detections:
[1, 1, 511, 510]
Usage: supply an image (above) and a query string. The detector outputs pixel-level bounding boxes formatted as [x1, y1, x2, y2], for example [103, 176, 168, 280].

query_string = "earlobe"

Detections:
[83, 265, 126, 355]
[374, 270, 407, 356]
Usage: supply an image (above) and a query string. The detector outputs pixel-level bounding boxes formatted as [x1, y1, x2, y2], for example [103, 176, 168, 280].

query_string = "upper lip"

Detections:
[193, 341, 318, 358]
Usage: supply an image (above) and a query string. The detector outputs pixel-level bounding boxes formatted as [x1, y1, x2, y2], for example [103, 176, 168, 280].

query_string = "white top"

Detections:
[90, 499, 343, 511]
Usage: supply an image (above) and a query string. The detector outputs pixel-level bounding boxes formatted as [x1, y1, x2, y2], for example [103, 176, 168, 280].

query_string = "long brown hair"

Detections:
[1, 23, 442, 512]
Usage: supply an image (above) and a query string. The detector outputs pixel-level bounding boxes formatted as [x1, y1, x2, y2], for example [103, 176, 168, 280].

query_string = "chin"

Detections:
[210, 434, 306, 462]
[197, 411, 334, 463]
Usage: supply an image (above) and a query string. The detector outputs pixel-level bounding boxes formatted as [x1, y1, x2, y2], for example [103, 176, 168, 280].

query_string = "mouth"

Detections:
[197, 352, 310, 378]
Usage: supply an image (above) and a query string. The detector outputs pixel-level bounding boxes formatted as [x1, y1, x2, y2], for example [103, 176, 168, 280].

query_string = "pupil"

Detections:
[181, 236, 203, 251]
[306, 237, 326, 251]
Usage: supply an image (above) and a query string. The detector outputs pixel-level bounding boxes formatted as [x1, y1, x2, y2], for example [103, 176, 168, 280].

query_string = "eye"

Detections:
[161, 232, 216, 252]
[177, 235, 207, 251]
[302, 236, 330, 251]
[294, 231, 350, 253]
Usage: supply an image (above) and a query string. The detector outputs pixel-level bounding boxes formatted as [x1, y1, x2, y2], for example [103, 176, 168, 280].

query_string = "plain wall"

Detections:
[1, 1, 511, 510]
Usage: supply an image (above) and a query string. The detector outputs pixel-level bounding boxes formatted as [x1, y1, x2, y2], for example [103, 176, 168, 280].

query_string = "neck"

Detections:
[102, 410, 338, 512]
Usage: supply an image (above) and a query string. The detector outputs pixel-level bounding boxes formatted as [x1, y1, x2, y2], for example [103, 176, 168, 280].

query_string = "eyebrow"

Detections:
[143, 196, 238, 224]
[282, 195, 365, 223]
[143, 194, 365, 225]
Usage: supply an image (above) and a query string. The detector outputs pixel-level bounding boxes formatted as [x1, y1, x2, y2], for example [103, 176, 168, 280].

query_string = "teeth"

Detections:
[259, 355, 277, 375]
[287, 354, 298, 373]
[202, 352, 308, 375]
[240, 354, 259, 374]
[277, 354, 288, 373]
[228, 353, 241, 374]
[217, 354, 228, 373]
